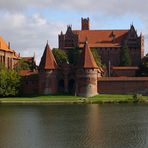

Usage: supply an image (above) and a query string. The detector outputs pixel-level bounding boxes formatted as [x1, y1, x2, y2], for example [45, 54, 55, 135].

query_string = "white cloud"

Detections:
[0, 0, 148, 64]
[0, 12, 66, 64]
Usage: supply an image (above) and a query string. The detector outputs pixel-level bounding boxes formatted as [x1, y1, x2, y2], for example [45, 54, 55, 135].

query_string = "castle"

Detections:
[59, 18, 144, 67]
[1, 18, 148, 96]
[22, 41, 102, 97]
[0, 36, 20, 69]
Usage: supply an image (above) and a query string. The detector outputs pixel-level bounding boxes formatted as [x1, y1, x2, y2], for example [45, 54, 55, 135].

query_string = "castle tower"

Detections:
[38, 42, 58, 94]
[81, 17, 90, 30]
[76, 41, 99, 97]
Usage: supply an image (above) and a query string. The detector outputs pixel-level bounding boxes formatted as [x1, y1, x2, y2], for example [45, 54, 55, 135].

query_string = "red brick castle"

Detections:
[22, 41, 101, 97]
[19, 18, 148, 96]
[59, 18, 144, 67]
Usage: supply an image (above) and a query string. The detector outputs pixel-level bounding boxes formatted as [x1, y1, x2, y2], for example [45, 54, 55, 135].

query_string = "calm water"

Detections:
[0, 104, 148, 148]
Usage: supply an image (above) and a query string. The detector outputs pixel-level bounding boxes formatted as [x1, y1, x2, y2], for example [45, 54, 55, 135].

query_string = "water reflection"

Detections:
[0, 104, 148, 148]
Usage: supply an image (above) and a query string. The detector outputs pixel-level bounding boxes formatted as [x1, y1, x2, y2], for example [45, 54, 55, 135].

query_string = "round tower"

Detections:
[38, 42, 58, 95]
[76, 41, 99, 97]
[76, 69, 98, 97]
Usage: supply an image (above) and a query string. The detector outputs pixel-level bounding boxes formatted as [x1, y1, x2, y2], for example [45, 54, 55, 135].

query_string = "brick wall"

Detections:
[111, 67, 139, 77]
[98, 77, 148, 94]
[22, 74, 39, 95]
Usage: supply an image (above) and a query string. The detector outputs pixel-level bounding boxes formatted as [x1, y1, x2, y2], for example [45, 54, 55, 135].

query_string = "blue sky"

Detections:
[0, 0, 148, 64]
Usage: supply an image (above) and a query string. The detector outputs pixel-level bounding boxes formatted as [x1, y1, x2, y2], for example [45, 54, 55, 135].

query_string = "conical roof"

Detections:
[80, 41, 98, 69]
[39, 43, 57, 70]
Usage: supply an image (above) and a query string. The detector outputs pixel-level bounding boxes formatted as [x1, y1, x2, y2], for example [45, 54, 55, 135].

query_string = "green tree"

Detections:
[120, 44, 131, 66]
[136, 54, 148, 76]
[14, 59, 30, 72]
[67, 47, 82, 65]
[52, 48, 68, 65]
[0, 65, 21, 97]
[91, 48, 102, 67]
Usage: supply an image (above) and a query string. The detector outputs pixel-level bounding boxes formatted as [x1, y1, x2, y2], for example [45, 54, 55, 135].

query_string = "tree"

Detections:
[67, 47, 82, 65]
[136, 54, 148, 76]
[14, 59, 31, 72]
[52, 48, 68, 65]
[120, 44, 131, 66]
[0, 65, 21, 97]
[91, 48, 102, 67]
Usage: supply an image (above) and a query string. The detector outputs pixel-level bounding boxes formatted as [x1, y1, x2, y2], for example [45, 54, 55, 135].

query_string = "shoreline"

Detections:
[0, 94, 147, 105]
[0, 100, 148, 105]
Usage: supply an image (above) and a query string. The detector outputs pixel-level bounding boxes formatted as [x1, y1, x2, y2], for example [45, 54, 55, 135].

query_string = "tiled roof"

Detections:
[39, 43, 57, 70]
[112, 66, 139, 70]
[0, 36, 14, 52]
[22, 57, 34, 62]
[0, 36, 20, 59]
[80, 41, 98, 69]
[98, 77, 148, 81]
[73, 30, 128, 48]
[19, 70, 38, 76]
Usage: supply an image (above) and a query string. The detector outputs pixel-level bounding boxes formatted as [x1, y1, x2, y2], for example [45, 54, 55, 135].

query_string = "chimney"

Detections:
[8, 42, 10, 49]
[81, 17, 90, 30]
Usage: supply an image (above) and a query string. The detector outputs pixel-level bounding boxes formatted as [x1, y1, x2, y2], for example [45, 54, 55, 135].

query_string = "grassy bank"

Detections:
[0, 94, 148, 104]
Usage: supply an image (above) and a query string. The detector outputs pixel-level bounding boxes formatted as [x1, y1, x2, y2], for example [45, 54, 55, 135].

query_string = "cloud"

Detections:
[0, 0, 148, 64]
[0, 0, 147, 16]
[0, 12, 66, 64]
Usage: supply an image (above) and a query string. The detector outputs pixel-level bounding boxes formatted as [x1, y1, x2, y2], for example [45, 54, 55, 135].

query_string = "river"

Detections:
[0, 104, 148, 148]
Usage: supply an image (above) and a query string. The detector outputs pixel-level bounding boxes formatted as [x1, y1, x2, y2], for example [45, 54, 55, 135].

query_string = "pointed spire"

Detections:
[39, 42, 57, 71]
[130, 22, 135, 30]
[80, 41, 98, 69]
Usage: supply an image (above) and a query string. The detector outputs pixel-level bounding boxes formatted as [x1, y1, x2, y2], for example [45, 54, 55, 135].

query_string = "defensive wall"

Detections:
[98, 77, 148, 94]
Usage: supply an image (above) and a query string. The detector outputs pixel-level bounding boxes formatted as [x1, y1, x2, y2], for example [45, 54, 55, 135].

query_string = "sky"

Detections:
[0, 0, 148, 64]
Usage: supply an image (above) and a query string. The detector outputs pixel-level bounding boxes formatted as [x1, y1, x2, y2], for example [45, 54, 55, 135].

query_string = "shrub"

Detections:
[133, 94, 143, 103]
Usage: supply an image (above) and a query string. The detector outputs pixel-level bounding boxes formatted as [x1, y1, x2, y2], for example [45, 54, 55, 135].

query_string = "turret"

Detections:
[38, 42, 58, 94]
[76, 40, 100, 97]
[81, 17, 90, 30]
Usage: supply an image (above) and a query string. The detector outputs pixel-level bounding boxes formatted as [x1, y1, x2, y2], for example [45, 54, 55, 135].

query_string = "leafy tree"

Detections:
[136, 54, 148, 76]
[52, 48, 68, 65]
[14, 59, 31, 72]
[67, 47, 82, 65]
[0, 65, 21, 97]
[91, 48, 102, 66]
[120, 44, 131, 66]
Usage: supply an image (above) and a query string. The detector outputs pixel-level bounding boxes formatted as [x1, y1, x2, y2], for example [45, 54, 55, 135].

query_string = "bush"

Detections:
[0, 66, 21, 97]
[133, 94, 143, 103]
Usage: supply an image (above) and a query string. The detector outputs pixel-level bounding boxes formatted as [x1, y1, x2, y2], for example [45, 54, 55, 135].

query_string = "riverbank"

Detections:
[0, 94, 148, 104]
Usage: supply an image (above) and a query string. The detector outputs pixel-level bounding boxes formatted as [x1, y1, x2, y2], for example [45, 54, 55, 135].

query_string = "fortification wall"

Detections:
[98, 77, 148, 94]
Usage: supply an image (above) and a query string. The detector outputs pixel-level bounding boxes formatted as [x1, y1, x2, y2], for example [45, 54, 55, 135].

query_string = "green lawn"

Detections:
[0, 94, 148, 103]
